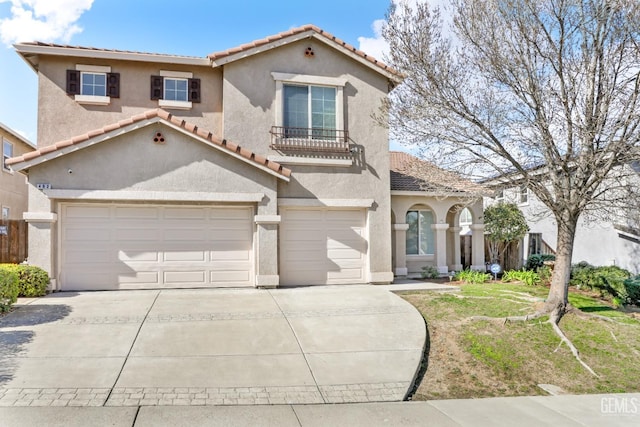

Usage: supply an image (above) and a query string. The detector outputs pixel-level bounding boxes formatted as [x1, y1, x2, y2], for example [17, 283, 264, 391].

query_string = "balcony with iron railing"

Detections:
[269, 126, 350, 153]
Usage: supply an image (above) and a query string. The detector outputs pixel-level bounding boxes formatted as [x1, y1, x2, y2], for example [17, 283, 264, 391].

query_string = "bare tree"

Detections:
[384, 0, 640, 315]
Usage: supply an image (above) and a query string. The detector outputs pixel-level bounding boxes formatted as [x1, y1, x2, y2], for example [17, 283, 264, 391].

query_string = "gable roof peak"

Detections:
[207, 24, 402, 84]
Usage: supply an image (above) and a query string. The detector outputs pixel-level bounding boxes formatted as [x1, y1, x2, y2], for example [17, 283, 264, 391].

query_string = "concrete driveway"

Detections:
[0, 285, 425, 407]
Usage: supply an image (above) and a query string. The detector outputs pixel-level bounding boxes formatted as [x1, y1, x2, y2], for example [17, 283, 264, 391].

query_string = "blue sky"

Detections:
[0, 0, 392, 143]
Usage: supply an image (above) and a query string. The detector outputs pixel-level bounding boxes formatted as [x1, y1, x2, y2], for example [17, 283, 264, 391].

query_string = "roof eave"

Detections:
[14, 43, 211, 68]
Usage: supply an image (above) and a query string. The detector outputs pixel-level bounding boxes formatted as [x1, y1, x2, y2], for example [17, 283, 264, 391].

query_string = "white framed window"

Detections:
[406, 210, 435, 255]
[68, 65, 118, 105]
[164, 78, 188, 102]
[283, 84, 337, 138]
[272, 72, 346, 133]
[81, 72, 107, 96]
[3, 139, 13, 172]
[518, 185, 529, 205]
[495, 188, 504, 202]
[152, 70, 200, 110]
[1, 206, 9, 220]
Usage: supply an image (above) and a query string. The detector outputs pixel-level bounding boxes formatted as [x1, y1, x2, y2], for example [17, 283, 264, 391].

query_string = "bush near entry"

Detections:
[0, 266, 19, 313]
[0, 264, 49, 298]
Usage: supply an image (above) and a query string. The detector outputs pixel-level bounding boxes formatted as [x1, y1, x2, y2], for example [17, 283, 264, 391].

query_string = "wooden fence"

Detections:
[0, 220, 28, 264]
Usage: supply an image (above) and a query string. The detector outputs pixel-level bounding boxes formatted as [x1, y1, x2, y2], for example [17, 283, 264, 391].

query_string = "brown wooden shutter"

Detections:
[188, 78, 201, 103]
[150, 75, 163, 100]
[66, 70, 81, 95]
[107, 73, 120, 98]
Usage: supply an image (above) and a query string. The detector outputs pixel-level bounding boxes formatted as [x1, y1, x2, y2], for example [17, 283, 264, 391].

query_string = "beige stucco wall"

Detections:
[25, 123, 279, 286]
[36, 56, 223, 148]
[221, 40, 394, 282]
[1, 130, 32, 219]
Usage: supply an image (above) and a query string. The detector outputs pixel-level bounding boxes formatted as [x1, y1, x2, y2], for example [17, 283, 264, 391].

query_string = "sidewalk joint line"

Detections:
[267, 290, 327, 404]
[104, 290, 161, 406]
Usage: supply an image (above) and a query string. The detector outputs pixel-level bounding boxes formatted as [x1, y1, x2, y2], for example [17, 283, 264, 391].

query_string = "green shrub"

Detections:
[570, 262, 632, 302]
[623, 276, 640, 306]
[0, 264, 49, 298]
[0, 266, 20, 313]
[502, 269, 541, 286]
[455, 269, 492, 284]
[421, 265, 440, 279]
[525, 254, 555, 271]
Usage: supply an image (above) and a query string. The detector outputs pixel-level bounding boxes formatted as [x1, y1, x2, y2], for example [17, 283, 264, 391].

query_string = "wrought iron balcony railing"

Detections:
[269, 126, 350, 153]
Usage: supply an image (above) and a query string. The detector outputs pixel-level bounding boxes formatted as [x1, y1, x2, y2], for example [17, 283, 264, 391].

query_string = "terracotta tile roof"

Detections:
[7, 109, 292, 179]
[208, 24, 402, 81]
[18, 41, 207, 60]
[390, 151, 488, 195]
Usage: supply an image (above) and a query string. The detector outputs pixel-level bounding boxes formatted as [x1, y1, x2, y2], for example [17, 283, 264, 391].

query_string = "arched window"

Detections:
[406, 210, 435, 255]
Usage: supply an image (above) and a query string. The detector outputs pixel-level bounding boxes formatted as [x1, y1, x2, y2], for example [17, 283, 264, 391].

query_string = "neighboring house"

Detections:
[0, 121, 34, 220]
[8, 25, 486, 291]
[486, 183, 640, 274]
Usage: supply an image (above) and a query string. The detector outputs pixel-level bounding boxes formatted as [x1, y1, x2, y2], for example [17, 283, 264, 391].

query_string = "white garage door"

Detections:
[280, 208, 367, 285]
[60, 204, 254, 290]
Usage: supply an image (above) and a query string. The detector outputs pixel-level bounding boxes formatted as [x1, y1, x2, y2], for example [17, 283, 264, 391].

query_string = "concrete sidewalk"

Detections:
[0, 394, 638, 426]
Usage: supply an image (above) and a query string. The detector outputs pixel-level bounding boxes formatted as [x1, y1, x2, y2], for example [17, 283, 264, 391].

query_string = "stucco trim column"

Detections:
[432, 223, 450, 274]
[23, 212, 58, 291]
[470, 224, 486, 271]
[254, 215, 281, 288]
[449, 226, 463, 271]
[393, 223, 409, 276]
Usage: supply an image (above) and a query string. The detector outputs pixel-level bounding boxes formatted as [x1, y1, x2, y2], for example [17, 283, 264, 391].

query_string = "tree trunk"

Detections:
[544, 216, 577, 318]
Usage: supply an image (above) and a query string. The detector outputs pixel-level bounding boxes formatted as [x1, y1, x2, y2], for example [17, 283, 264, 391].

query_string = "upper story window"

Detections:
[82, 72, 106, 96]
[271, 72, 348, 153]
[495, 188, 505, 202]
[518, 185, 529, 205]
[151, 70, 201, 110]
[406, 210, 435, 255]
[283, 84, 336, 139]
[67, 65, 119, 105]
[3, 139, 13, 172]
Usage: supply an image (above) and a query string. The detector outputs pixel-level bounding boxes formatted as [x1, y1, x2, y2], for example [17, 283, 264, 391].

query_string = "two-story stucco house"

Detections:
[1, 121, 34, 220]
[8, 25, 486, 291]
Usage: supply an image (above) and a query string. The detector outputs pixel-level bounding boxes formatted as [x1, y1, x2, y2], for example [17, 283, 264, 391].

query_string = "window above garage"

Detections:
[271, 72, 349, 154]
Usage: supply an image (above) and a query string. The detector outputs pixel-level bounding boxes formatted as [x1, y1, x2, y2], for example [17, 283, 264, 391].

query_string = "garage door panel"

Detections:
[65, 228, 110, 241]
[162, 251, 207, 262]
[163, 207, 206, 219]
[118, 271, 160, 284]
[65, 250, 112, 263]
[210, 270, 251, 283]
[61, 204, 254, 290]
[280, 208, 367, 286]
[66, 205, 111, 218]
[115, 206, 159, 218]
[115, 228, 158, 241]
[162, 228, 209, 241]
[164, 271, 206, 284]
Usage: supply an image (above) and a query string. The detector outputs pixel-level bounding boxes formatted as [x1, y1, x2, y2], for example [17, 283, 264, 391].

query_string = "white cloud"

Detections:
[0, 0, 93, 47]
[357, 19, 388, 62]
[357, 0, 455, 62]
